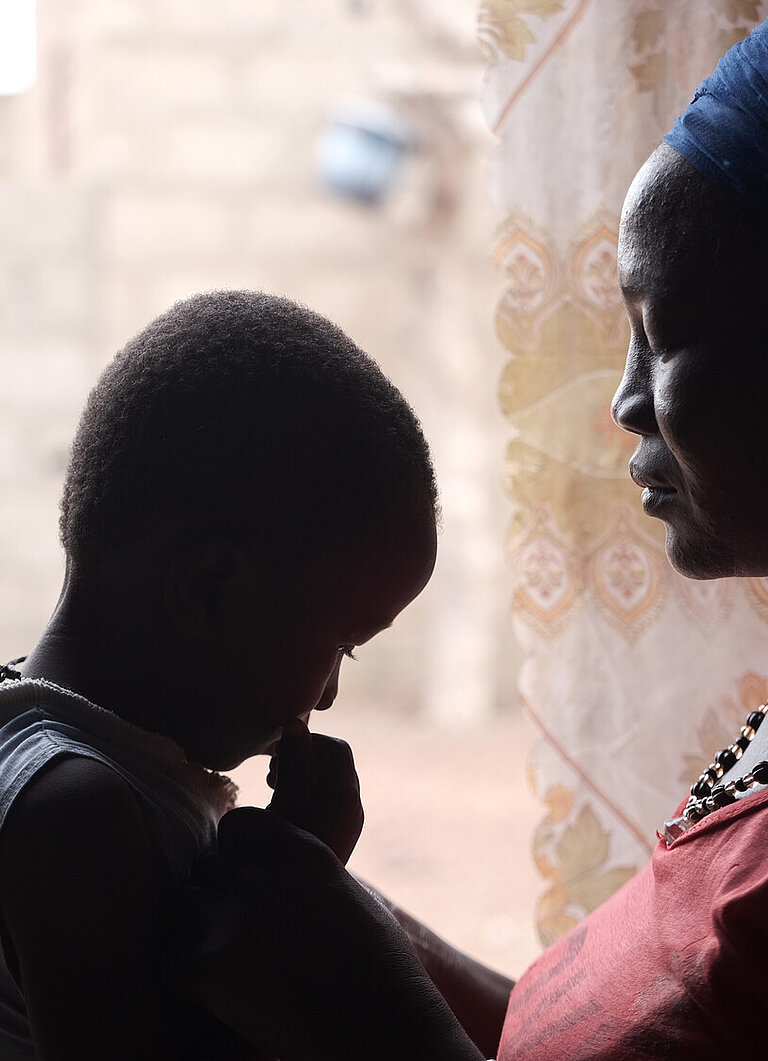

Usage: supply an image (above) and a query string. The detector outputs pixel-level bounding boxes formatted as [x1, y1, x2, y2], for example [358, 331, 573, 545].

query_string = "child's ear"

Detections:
[163, 541, 250, 635]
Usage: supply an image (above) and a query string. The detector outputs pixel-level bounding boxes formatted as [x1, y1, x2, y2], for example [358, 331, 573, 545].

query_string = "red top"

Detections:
[498, 786, 768, 1058]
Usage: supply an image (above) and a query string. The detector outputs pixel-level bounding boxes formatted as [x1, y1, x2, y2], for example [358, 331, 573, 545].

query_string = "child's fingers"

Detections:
[298, 734, 363, 864]
[268, 727, 363, 862]
[269, 717, 314, 825]
[308, 734, 360, 794]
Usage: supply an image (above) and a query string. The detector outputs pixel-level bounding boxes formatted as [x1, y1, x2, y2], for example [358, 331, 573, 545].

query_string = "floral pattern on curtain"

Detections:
[480, 0, 768, 948]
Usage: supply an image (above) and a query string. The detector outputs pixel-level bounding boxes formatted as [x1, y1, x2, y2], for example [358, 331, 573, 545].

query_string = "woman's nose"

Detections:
[610, 349, 658, 436]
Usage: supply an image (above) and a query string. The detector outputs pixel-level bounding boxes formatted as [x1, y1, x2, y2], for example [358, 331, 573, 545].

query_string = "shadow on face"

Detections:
[612, 143, 768, 580]
[165, 500, 438, 771]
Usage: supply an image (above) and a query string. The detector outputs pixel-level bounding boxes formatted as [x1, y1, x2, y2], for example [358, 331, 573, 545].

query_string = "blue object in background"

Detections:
[317, 100, 413, 204]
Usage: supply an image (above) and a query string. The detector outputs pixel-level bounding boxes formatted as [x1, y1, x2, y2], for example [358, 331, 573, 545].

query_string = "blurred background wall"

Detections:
[0, 0, 541, 973]
[0, 0, 520, 720]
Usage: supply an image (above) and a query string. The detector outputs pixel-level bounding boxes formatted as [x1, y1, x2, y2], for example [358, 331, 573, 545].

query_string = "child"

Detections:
[0, 290, 440, 1059]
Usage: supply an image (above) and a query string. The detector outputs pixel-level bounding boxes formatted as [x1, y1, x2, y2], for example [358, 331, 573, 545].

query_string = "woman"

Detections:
[181, 21, 768, 1060]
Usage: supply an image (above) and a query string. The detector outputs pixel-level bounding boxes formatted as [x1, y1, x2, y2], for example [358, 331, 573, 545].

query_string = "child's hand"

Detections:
[266, 718, 363, 864]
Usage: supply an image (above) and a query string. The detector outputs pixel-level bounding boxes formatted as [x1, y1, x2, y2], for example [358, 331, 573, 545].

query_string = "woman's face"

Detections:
[611, 146, 768, 580]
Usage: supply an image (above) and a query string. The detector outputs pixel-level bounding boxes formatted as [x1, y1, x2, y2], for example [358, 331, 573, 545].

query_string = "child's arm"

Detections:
[181, 808, 486, 1061]
[266, 722, 511, 1057]
[358, 884, 514, 1060]
[0, 756, 177, 1060]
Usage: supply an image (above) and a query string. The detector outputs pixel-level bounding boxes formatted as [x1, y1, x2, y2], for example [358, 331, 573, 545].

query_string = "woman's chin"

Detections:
[664, 530, 737, 582]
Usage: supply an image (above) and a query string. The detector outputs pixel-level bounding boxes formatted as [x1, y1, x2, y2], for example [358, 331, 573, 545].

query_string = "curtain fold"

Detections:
[481, 0, 768, 947]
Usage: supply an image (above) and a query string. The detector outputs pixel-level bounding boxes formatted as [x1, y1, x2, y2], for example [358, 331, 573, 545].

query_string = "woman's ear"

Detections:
[163, 541, 251, 636]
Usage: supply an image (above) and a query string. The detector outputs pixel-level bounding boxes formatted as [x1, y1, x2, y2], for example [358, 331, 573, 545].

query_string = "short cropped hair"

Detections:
[60, 291, 437, 567]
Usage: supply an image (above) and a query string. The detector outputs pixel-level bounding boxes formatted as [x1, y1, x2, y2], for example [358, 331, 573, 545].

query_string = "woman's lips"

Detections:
[641, 484, 678, 515]
[629, 462, 675, 492]
[629, 461, 678, 516]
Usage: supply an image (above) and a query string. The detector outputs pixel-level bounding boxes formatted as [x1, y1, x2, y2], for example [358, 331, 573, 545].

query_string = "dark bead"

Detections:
[736, 736, 751, 752]
[747, 712, 765, 731]
[691, 778, 712, 798]
[704, 767, 719, 783]
[752, 761, 768, 784]
[735, 776, 751, 792]
[710, 786, 734, 807]
[715, 748, 737, 771]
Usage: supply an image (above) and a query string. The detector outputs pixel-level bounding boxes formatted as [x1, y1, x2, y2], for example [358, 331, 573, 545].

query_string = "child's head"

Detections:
[61, 290, 437, 572]
[59, 291, 438, 767]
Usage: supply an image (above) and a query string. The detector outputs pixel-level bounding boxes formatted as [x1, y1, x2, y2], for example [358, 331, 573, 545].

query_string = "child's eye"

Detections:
[338, 645, 358, 661]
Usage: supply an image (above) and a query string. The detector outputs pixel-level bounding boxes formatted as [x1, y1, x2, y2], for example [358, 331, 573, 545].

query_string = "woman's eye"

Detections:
[338, 645, 358, 661]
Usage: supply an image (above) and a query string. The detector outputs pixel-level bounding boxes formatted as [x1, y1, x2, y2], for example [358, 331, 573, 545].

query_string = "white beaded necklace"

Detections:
[661, 701, 768, 844]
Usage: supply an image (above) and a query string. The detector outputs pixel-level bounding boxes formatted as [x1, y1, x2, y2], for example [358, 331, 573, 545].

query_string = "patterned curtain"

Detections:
[479, 0, 768, 948]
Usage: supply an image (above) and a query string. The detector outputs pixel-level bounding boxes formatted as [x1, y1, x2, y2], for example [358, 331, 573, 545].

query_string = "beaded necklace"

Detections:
[662, 700, 768, 844]
[0, 657, 25, 683]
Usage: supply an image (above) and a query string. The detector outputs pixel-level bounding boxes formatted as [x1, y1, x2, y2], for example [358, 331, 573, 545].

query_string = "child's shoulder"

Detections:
[1, 753, 158, 925]
[0, 755, 175, 1058]
[5, 752, 149, 842]
[0, 680, 159, 899]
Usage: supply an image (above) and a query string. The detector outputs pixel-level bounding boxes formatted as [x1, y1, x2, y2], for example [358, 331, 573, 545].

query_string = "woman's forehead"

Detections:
[617, 173, 684, 302]
[620, 149, 693, 252]
[618, 145, 757, 302]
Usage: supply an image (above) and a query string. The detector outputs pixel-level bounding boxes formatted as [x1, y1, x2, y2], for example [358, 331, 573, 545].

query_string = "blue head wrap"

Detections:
[664, 20, 768, 215]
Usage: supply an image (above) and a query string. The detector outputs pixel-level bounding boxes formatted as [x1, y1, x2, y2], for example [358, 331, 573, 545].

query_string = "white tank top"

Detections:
[0, 678, 237, 1060]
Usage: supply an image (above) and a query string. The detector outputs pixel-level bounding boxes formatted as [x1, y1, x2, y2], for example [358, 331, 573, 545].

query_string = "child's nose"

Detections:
[314, 654, 343, 711]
